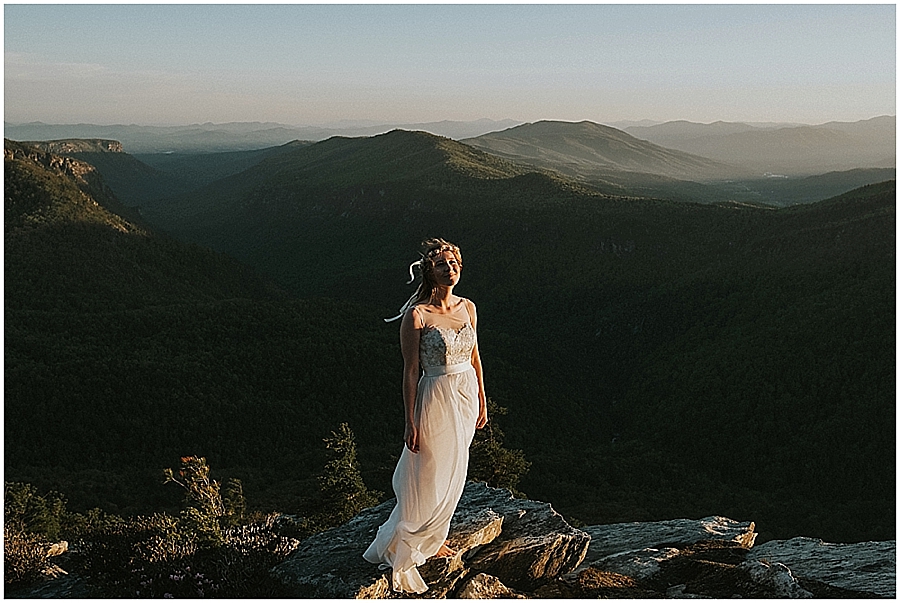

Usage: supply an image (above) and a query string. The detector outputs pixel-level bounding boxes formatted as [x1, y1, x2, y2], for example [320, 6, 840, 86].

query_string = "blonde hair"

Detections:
[385, 238, 462, 322]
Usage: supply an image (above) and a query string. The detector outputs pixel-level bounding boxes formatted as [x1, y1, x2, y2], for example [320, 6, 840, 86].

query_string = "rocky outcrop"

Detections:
[747, 537, 896, 598]
[272, 490, 895, 599]
[457, 572, 525, 598]
[560, 517, 895, 599]
[5, 141, 106, 190]
[456, 482, 590, 591]
[25, 139, 124, 154]
[578, 515, 757, 568]
[271, 481, 589, 598]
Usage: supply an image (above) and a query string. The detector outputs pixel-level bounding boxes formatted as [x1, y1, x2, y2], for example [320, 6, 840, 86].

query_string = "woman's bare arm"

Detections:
[400, 306, 422, 452]
[467, 299, 488, 429]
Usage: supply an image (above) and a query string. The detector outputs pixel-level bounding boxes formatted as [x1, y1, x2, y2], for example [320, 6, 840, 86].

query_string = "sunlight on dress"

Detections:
[363, 311, 479, 593]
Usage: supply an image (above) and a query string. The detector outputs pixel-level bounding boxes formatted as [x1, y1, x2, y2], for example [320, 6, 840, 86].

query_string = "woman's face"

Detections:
[431, 250, 461, 287]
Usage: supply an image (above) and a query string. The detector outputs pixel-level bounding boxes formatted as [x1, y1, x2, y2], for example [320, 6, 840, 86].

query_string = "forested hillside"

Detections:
[4, 140, 399, 515]
[5, 135, 894, 545]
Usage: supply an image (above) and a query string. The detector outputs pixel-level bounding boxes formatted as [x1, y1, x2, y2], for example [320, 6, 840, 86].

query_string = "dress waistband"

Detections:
[423, 362, 472, 377]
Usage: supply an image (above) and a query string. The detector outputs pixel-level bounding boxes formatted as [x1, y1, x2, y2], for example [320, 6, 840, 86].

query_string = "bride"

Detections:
[363, 238, 488, 594]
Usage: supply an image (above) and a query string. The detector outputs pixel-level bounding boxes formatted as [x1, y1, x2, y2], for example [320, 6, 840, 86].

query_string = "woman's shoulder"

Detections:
[457, 297, 477, 322]
[406, 304, 426, 316]
[402, 304, 425, 328]
[457, 296, 476, 310]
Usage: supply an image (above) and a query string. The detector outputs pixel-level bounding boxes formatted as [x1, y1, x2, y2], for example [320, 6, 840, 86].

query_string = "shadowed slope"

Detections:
[4, 140, 281, 309]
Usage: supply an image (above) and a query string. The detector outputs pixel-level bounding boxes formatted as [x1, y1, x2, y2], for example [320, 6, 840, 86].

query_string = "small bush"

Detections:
[5, 482, 67, 541]
[73, 512, 299, 597]
[4, 524, 52, 586]
[163, 456, 249, 546]
[5, 444, 383, 596]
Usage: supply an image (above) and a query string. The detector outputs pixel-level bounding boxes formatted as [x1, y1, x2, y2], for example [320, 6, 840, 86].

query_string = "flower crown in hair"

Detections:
[384, 244, 460, 322]
[424, 244, 459, 258]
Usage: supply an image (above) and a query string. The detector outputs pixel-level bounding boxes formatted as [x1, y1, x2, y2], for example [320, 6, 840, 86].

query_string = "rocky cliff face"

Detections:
[5, 139, 147, 231]
[23, 139, 124, 154]
[271, 482, 896, 598]
[5, 141, 111, 194]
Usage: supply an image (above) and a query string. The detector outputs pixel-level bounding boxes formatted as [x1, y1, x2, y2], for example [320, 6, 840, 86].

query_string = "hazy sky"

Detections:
[4, 3, 896, 126]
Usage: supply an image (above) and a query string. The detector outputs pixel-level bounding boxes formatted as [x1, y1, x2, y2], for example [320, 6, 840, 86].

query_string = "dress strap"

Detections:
[460, 298, 475, 328]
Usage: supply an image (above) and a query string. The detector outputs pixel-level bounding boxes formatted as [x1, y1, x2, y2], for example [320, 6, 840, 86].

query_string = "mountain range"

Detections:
[6, 116, 894, 177]
[462, 120, 748, 188]
[4, 120, 895, 546]
[624, 116, 895, 175]
[4, 119, 523, 154]
[18, 117, 894, 208]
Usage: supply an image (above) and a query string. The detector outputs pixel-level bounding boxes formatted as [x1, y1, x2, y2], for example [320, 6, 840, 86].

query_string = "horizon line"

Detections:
[5, 115, 897, 130]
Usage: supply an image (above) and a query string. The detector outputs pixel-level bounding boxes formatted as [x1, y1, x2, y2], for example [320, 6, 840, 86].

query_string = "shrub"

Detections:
[163, 456, 246, 546]
[469, 399, 531, 496]
[4, 482, 67, 541]
[6, 443, 383, 596]
[74, 512, 299, 597]
[4, 524, 52, 586]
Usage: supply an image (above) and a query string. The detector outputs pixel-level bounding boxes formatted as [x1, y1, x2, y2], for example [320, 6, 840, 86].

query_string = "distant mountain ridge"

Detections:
[250, 130, 536, 185]
[625, 116, 895, 175]
[13, 125, 895, 216]
[463, 120, 748, 183]
[140, 128, 605, 250]
[3, 119, 523, 153]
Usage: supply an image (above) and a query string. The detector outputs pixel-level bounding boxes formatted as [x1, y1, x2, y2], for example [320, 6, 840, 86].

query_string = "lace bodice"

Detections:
[419, 323, 476, 368]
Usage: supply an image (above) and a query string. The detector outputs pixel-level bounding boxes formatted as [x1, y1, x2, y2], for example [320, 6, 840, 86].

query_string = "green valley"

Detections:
[4, 130, 894, 546]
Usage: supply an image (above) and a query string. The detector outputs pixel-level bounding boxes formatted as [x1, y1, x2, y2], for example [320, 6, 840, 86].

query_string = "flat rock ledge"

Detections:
[747, 537, 897, 598]
[271, 481, 589, 598]
[577, 516, 758, 568]
[552, 518, 895, 599]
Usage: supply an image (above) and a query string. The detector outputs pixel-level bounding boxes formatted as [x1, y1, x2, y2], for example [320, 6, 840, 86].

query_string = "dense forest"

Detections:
[4, 133, 895, 554]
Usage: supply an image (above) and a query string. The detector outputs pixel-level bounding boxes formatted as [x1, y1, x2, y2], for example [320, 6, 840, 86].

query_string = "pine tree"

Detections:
[316, 423, 381, 526]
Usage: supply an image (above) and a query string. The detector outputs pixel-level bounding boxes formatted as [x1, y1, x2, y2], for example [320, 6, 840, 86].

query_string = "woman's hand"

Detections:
[405, 422, 420, 453]
[476, 403, 488, 429]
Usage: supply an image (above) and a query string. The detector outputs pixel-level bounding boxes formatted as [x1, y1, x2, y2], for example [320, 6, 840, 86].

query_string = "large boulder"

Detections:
[578, 516, 757, 569]
[461, 482, 590, 591]
[747, 537, 896, 598]
[270, 501, 394, 598]
[456, 573, 526, 599]
[271, 481, 590, 598]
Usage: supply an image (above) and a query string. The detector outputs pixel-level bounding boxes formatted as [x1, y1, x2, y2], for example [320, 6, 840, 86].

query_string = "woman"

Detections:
[363, 238, 488, 594]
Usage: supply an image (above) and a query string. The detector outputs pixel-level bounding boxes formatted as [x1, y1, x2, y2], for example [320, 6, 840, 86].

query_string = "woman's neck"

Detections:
[428, 286, 456, 311]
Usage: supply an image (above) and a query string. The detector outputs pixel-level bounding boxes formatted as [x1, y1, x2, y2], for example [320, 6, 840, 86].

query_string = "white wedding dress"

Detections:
[363, 302, 480, 593]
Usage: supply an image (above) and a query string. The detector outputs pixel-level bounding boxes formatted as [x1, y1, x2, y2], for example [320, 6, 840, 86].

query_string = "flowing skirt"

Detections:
[363, 362, 479, 593]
